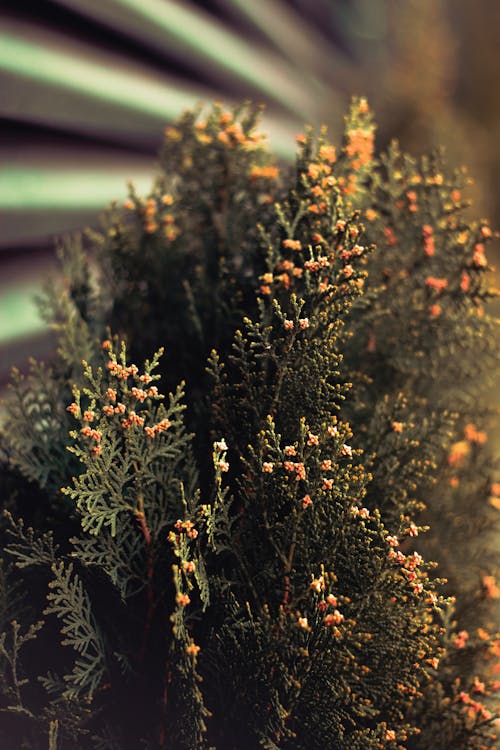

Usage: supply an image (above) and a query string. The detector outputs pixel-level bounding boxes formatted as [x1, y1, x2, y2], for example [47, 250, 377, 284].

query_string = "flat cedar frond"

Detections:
[2, 362, 75, 493]
[44, 561, 107, 699]
[0, 619, 44, 709]
[4, 511, 59, 569]
[69, 516, 147, 601]
[63, 343, 192, 538]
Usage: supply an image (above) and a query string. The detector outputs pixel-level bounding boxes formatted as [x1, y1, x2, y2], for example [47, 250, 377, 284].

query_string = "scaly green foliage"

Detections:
[0, 100, 499, 749]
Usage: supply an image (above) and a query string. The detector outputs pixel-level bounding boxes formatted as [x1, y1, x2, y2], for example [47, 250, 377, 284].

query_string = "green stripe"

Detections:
[0, 167, 153, 211]
[0, 282, 46, 343]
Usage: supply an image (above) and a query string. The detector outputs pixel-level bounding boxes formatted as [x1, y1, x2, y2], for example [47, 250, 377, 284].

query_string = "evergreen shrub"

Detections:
[1, 100, 499, 749]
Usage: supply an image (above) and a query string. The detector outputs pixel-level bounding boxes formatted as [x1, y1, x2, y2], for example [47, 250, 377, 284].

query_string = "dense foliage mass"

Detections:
[0, 100, 499, 749]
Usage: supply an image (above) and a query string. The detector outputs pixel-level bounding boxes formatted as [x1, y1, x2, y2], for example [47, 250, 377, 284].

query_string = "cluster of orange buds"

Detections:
[283, 461, 306, 481]
[174, 518, 198, 540]
[162, 194, 180, 240]
[302, 494, 313, 509]
[308, 200, 327, 214]
[364, 208, 377, 222]
[426, 656, 440, 670]
[323, 608, 344, 627]
[384, 225, 397, 246]
[454, 629, 469, 649]
[318, 144, 337, 163]
[345, 127, 374, 170]
[405, 190, 418, 213]
[388, 549, 406, 565]
[164, 126, 182, 141]
[216, 458, 229, 472]
[422, 224, 436, 258]
[473, 242, 488, 268]
[455, 690, 493, 721]
[304, 255, 330, 273]
[408, 580, 424, 595]
[317, 592, 338, 610]
[259, 271, 273, 296]
[131, 386, 158, 402]
[121, 411, 145, 430]
[489, 482, 500, 510]
[429, 303, 442, 318]
[217, 116, 245, 147]
[250, 165, 279, 181]
[406, 522, 419, 537]
[307, 160, 332, 181]
[425, 172, 444, 186]
[125, 192, 179, 240]
[405, 552, 423, 571]
[337, 173, 358, 196]
[79, 424, 102, 456]
[276, 259, 303, 289]
[310, 575, 325, 594]
[425, 276, 448, 292]
[208, 110, 263, 150]
[447, 439, 470, 467]
[161, 213, 180, 242]
[193, 119, 211, 145]
[343, 264, 354, 278]
[482, 575, 500, 599]
[303, 159, 336, 207]
[106, 360, 138, 379]
[185, 641, 201, 657]
[282, 238, 302, 252]
[66, 402, 80, 417]
[340, 243, 364, 262]
[80, 425, 102, 442]
[143, 198, 160, 234]
[464, 423, 487, 444]
[144, 418, 171, 439]
[460, 271, 471, 292]
[350, 506, 370, 519]
[297, 615, 311, 631]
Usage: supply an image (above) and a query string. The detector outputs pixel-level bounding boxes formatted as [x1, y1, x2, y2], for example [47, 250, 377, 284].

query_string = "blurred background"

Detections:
[2, 0, 500, 389]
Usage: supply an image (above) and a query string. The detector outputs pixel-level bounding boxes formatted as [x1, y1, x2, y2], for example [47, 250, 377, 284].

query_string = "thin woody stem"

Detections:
[133, 473, 156, 662]
[283, 504, 300, 607]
